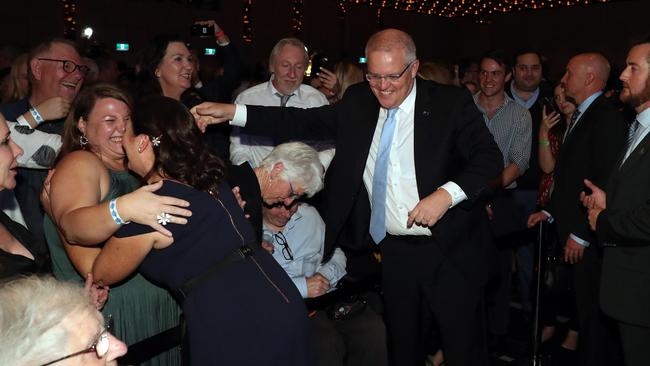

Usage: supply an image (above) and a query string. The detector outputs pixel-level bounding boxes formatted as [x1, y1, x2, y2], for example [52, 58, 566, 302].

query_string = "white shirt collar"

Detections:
[267, 74, 303, 100]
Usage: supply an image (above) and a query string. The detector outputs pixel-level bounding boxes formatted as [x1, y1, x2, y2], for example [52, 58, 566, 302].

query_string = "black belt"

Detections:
[173, 244, 257, 302]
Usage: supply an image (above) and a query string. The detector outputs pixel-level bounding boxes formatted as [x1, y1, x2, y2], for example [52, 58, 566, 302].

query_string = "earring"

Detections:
[79, 134, 88, 147]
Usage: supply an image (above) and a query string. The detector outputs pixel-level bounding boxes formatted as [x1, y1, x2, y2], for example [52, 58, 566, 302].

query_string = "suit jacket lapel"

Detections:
[619, 130, 650, 173]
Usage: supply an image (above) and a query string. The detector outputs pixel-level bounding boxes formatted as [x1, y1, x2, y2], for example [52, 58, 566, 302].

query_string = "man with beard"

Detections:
[529, 52, 627, 366]
[581, 39, 650, 366]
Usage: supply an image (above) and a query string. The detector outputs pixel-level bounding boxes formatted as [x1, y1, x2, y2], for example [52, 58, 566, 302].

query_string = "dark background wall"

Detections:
[1, 0, 648, 80]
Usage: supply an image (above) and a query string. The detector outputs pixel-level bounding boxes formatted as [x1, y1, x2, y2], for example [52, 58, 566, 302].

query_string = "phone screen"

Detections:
[543, 97, 557, 114]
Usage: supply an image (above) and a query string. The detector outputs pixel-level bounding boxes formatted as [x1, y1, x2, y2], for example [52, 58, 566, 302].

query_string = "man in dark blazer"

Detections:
[581, 40, 650, 366]
[192, 29, 503, 366]
[529, 53, 627, 365]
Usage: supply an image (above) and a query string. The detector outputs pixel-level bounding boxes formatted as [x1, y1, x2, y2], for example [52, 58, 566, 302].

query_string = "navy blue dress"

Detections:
[115, 180, 312, 365]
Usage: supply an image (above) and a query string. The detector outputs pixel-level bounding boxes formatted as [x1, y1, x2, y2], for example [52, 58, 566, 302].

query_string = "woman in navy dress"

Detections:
[92, 95, 319, 365]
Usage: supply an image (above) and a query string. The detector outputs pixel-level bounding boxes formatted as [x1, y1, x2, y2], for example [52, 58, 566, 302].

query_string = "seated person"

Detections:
[0, 275, 126, 366]
[262, 200, 388, 366]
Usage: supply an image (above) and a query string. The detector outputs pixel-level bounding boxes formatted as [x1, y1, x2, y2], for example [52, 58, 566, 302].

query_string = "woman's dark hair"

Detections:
[135, 34, 187, 99]
[132, 95, 225, 193]
[59, 83, 133, 160]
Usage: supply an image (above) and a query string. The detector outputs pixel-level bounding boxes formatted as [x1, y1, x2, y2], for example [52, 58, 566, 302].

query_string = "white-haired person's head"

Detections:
[0, 275, 127, 366]
[255, 142, 324, 206]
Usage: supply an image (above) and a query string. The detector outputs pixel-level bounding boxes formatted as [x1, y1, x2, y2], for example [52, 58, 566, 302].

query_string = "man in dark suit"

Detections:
[581, 40, 650, 366]
[529, 53, 627, 365]
[192, 29, 503, 366]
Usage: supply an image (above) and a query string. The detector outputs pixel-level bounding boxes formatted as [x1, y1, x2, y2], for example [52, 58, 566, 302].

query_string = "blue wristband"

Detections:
[29, 107, 44, 125]
[109, 199, 130, 225]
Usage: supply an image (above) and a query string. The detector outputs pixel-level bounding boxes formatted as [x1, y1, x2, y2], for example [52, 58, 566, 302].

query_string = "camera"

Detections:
[191, 24, 214, 37]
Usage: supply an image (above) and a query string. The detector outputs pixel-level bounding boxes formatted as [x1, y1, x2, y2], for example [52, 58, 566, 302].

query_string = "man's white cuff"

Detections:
[231, 104, 247, 126]
[439, 181, 467, 208]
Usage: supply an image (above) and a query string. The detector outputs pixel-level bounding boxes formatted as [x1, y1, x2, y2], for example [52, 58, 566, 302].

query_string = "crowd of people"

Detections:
[0, 17, 648, 366]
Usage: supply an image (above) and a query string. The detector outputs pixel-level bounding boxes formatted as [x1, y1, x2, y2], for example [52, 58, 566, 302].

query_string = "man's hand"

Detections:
[35, 97, 71, 121]
[580, 179, 606, 210]
[587, 207, 603, 231]
[407, 189, 451, 228]
[564, 237, 585, 264]
[485, 204, 494, 220]
[527, 211, 548, 228]
[190, 102, 236, 133]
[306, 273, 330, 298]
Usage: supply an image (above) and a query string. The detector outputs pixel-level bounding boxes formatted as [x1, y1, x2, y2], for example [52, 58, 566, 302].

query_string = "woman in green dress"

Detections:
[43, 84, 191, 365]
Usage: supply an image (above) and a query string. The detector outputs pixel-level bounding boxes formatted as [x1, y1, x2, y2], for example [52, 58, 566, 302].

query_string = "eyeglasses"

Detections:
[365, 60, 415, 85]
[263, 200, 299, 210]
[38, 58, 90, 76]
[273, 232, 294, 261]
[40, 330, 110, 365]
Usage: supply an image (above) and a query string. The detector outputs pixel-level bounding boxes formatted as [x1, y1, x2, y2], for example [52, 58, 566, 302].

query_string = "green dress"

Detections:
[44, 170, 181, 366]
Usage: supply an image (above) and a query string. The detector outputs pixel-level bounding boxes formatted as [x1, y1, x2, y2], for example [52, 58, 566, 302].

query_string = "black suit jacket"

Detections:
[597, 124, 650, 327]
[243, 79, 503, 285]
[547, 94, 627, 244]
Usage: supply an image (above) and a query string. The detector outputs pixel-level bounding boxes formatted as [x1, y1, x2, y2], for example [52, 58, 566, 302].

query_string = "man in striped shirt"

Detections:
[473, 50, 532, 353]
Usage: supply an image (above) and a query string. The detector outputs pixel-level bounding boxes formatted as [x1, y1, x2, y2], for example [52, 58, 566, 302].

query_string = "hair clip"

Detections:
[151, 135, 162, 147]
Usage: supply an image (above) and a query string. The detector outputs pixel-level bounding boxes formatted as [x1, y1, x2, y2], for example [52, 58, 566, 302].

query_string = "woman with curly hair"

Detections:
[92, 95, 313, 365]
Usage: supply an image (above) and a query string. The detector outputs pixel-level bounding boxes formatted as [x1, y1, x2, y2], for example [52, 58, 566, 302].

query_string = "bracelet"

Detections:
[29, 107, 44, 125]
[109, 199, 130, 225]
[539, 140, 550, 147]
[215, 30, 225, 39]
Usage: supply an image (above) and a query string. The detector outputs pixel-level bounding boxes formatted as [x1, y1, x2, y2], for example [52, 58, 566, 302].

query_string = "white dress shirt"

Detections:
[230, 77, 335, 169]
[362, 80, 466, 236]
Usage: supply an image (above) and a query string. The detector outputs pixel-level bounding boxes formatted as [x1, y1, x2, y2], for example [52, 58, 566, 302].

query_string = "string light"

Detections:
[61, 0, 77, 39]
[242, 0, 253, 43]
[340, 0, 621, 19]
[291, 0, 304, 35]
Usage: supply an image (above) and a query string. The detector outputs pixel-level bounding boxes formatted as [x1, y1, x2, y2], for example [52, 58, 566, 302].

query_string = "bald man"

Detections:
[530, 52, 626, 365]
[192, 29, 503, 365]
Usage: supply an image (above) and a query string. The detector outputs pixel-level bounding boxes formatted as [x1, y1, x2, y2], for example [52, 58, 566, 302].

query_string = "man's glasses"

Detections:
[273, 232, 294, 261]
[38, 58, 90, 76]
[365, 60, 415, 85]
[40, 330, 110, 365]
[263, 200, 299, 210]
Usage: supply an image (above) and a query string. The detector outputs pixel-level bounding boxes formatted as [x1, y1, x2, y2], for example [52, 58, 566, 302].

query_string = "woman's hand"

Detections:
[317, 67, 340, 97]
[84, 272, 109, 311]
[118, 181, 192, 237]
[231, 186, 250, 218]
[540, 106, 561, 133]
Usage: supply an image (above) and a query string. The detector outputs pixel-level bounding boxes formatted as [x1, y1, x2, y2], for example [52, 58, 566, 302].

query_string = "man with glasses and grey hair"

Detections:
[192, 28, 502, 366]
[0, 38, 87, 247]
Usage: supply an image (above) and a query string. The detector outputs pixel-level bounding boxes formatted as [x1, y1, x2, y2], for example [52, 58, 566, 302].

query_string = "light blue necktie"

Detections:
[369, 108, 398, 244]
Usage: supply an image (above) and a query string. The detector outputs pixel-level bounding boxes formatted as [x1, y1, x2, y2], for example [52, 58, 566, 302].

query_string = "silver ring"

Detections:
[156, 212, 171, 226]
